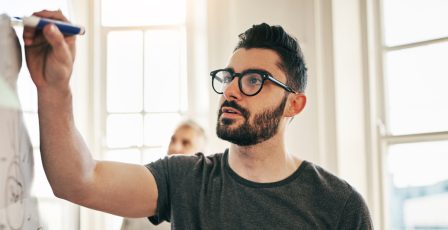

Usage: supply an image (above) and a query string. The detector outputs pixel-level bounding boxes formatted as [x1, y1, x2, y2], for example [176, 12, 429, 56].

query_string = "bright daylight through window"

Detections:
[380, 0, 448, 229]
[100, 0, 188, 228]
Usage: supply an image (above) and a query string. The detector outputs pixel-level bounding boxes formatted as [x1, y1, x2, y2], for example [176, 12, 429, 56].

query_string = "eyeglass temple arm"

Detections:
[211, 72, 224, 83]
[266, 76, 298, 94]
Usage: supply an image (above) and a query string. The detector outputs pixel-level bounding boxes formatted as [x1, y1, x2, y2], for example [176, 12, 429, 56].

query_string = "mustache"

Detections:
[219, 100, 250, 119]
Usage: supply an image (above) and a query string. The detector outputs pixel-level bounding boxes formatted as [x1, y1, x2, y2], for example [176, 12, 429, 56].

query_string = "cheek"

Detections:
[218, 95, 227, 103]
[217, 97, 225, 111]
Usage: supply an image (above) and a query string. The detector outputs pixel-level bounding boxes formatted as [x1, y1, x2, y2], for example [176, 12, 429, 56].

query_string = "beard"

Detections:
[216, 95, 288, 146]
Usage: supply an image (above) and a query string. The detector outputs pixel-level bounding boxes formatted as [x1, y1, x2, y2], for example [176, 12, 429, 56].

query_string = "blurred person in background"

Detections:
[121, 119, 206, 230]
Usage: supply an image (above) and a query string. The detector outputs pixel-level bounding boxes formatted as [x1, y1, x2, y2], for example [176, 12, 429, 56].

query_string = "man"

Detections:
[166, 120, 206, 155]
[24, 10, 373, 229]
[121, 120, 206, 230]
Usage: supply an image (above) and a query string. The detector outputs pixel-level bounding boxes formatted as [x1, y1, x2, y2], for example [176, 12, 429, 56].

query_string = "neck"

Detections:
[227, 132, 302, 183]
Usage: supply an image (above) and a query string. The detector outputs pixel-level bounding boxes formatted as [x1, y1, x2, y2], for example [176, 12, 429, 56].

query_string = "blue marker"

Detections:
[14, 16, 85, 36]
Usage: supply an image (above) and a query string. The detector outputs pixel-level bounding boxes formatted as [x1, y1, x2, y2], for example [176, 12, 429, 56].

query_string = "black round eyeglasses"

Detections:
[210, 68, 297, 96]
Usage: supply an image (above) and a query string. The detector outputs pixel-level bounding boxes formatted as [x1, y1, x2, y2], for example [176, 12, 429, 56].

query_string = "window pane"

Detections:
[23, 112, 39, 147]
[386, 141, 448, 229]
[384, 42, 448, 135]
[104, 148, 141, 164]
[102, 0, 186, 26]
[17, 70, 37, 112]
[103, 213, 123, 230]
[383, 0, 448, 46]
[37, 198, 78, 230]
[37, 199, 63, 229]
[107, 114, 143, 148]
[107, 31, 143, 113]
[142, 147, 166, 164]
[144, 29, 186, 112]
[31, 149, 53, 197]
[144, 113, 181, 146]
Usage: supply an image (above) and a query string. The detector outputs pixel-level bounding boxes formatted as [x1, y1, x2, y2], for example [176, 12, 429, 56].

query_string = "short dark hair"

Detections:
[234, 23, 307, 93]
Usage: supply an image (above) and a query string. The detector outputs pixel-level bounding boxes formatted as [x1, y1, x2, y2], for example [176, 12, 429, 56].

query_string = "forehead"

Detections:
[227, 48, 284, 78]
[173, 126, 197, 139]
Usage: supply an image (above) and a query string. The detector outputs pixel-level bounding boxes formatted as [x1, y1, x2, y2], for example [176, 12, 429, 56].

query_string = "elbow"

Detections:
[50, 161, 97, 204]
[51, 185, 84, 203]
[50, 178, 92, 205]
[52, 186, 73, 200]
[52, 187, 65, 199]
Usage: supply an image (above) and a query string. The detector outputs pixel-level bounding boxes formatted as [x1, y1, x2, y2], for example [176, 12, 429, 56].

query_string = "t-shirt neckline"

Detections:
[223, 149, 308, 188]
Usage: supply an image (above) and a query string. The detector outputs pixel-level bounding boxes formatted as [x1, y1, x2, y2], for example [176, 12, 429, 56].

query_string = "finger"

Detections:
[23, 26, 38, 46]
[24, 10, 69, 46]
[42, 23, 76, 62]
[33, 9, 69, 23]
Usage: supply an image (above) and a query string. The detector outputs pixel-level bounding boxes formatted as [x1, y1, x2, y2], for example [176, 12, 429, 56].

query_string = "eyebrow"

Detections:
[224, 67, 275, 77]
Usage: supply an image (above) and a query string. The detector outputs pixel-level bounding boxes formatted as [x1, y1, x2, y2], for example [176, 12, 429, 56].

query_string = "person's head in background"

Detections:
[167, 120, 206, 155]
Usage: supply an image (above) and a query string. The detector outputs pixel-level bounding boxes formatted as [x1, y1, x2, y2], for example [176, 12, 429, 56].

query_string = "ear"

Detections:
[284, 93, 306, 117]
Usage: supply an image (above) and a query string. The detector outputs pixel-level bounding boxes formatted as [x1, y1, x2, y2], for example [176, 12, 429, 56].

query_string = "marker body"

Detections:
[21, 16, 85, 35]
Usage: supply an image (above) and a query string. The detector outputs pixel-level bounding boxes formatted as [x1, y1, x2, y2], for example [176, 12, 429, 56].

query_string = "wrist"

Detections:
[37, 86, 73, 105]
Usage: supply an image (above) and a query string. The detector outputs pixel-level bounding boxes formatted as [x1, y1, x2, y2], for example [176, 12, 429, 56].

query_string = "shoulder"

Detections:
[145, 152, 226, 199]
[303, 162, 370, 204]
[145, 152, 225, 175]
[301, 161, 353, 194]
[337, 188, 373, 228]
[300, 162, 366, 211]
[165, 152, 224, 165]
[302, 162, 373, 228]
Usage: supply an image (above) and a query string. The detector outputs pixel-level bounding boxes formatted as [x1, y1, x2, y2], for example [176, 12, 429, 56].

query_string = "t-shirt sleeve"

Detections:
[336, 189, 374, 230]
[144, 154, 199, 225]
[145, 157, 170, 225]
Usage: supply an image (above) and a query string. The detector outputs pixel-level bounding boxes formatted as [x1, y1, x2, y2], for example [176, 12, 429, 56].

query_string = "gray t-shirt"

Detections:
[146, 150, 373, 229]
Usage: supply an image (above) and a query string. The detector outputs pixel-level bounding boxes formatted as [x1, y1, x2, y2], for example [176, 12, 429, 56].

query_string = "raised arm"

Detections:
[24, 10, 158, 218]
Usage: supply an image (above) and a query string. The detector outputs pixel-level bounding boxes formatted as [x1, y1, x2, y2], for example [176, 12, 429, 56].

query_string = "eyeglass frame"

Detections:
[210, 68, 298, 96]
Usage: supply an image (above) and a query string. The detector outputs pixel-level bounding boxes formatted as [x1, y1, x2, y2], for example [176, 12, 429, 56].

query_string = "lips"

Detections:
[220, 106, 243, 120]
[218, 100, 249, 120]
[221, 107, 241, 115]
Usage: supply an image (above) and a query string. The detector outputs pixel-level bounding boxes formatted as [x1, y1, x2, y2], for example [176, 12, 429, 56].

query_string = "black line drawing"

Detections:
[1, 14, 41, 230]
[5, 158, 25, 230]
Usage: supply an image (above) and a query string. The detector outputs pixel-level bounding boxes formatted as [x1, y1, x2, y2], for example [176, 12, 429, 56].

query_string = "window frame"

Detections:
[371, 0, 448, 229]
[88, 0, 210, 229]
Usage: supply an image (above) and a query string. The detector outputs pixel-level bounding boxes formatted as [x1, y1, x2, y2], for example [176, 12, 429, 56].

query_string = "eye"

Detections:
[216, 70, 233, 84]
[182, 140, 191, 147]
[245, 73, 263, 86]
[223, 75, 233, 84]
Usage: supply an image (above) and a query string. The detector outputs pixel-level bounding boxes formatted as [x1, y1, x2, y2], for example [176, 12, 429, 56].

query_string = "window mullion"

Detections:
[385, 36, 448, 52]
[383, 131, 448, 145]
[141, 29, 146, 163]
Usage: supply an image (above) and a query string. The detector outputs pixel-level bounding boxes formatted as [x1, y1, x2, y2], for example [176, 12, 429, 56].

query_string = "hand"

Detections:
[23, 10, 76, 91]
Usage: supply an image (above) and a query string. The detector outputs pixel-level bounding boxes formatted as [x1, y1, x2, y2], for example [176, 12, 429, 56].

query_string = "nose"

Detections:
[222, 78, 241, 101]
[168, 141, 182, 154]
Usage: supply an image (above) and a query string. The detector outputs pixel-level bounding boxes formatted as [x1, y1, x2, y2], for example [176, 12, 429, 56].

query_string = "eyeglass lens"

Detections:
[212, 70, 264, 96]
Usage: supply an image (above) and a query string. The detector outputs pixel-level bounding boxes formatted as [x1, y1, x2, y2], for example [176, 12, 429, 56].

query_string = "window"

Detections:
[379, 0, 448, 229]
[97, 0, 188, 228]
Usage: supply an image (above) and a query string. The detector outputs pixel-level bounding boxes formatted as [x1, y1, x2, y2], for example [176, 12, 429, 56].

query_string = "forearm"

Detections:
[25, 10, 159, 216]
[37, 88, 158, 216]
[37, 87, 96, 200]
